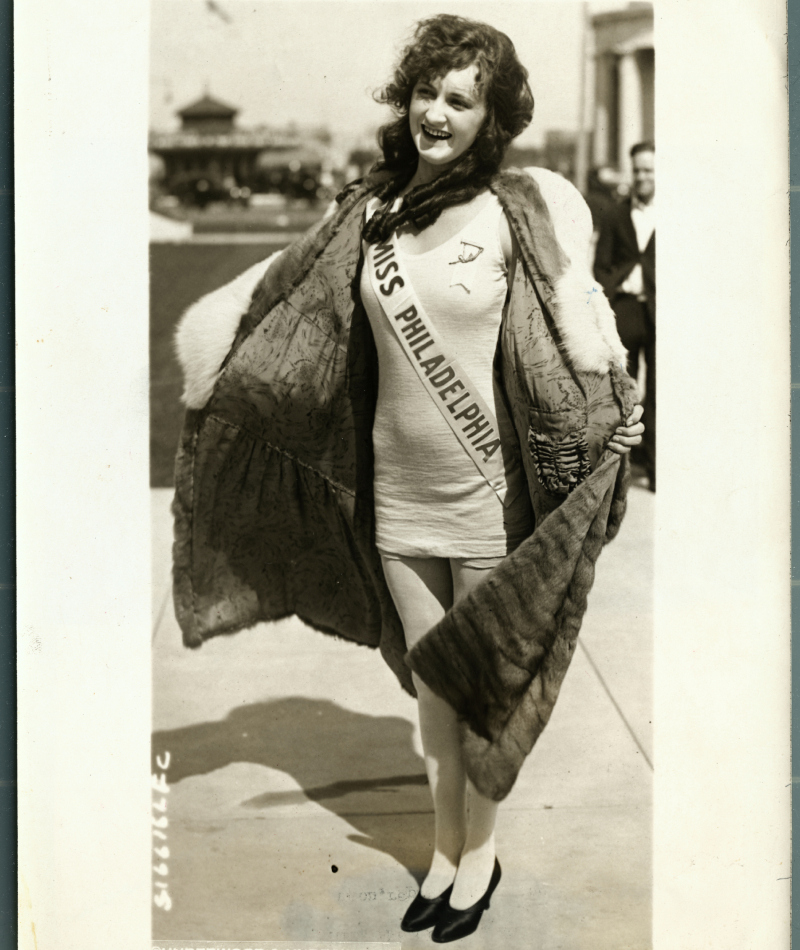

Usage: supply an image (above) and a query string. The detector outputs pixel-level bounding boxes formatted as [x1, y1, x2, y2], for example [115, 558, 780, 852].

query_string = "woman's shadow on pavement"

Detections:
[152, 696, 432, 880]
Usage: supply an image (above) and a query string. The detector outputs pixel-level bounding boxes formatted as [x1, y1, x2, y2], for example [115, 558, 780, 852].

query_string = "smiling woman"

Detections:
[409, 67, 487, 178]
[362, 15, 536, 243]
[172, 11, 644, 945]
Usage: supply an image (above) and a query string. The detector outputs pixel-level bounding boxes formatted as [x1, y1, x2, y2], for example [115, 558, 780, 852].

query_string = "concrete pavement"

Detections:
[151, 484, 653, 949]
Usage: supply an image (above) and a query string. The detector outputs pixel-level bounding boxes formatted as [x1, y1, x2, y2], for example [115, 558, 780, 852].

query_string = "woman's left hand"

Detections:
[607, 404, 645, 455]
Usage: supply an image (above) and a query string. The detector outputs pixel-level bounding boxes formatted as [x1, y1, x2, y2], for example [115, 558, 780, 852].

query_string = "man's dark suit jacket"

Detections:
[594, 198, 655, 313]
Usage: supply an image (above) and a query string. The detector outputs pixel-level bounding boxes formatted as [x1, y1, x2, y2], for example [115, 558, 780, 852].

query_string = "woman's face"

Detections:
[408, 64, 487, 172]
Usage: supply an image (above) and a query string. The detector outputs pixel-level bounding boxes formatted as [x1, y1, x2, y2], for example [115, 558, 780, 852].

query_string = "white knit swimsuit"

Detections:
[360, 193, 532, 558]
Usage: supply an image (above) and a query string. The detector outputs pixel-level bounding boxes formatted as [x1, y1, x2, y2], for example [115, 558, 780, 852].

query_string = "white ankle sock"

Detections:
[449, 842, 496, 909]
[420, 850, 458, 899]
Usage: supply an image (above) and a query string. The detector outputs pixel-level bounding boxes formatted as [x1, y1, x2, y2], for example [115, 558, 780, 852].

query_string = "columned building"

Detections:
[591, 4, 654, 175]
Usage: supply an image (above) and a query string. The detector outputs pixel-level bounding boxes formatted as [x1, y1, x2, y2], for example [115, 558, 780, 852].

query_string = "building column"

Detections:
[618, 50, 643, 176]
[593, 53, 611, 167]
[575, 3, 594, 193]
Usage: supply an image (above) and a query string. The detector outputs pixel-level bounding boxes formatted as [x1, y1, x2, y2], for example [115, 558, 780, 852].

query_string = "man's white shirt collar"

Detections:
[630, 197, 655, 252]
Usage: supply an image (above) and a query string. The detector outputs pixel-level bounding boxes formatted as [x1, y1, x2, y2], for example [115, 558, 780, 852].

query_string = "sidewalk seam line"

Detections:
[578, 639, 653, 771]
[153, 582, 172, 645]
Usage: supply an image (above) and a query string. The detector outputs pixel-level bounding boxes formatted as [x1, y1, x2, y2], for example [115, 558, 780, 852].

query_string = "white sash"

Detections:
[365, 231, 509, 505]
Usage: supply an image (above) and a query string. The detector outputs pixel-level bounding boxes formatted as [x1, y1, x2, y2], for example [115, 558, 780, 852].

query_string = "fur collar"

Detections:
[492, 167, 627, 375]
[175, 252, 282, 409]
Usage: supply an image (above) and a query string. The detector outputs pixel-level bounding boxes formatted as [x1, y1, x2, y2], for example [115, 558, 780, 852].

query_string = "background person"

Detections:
[594, 141, 655, 489]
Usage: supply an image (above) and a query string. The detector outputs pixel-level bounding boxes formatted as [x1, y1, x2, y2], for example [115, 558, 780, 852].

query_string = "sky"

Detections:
[150, 0, 594, 148]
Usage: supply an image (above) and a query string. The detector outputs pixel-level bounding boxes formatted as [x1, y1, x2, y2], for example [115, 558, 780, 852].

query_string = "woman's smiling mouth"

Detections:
[421, 123, 452, 141]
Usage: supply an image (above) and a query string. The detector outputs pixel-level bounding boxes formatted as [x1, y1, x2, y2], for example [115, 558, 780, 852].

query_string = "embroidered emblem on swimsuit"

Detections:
[449, 241, 484, 294]
[449, 241, 484, 265]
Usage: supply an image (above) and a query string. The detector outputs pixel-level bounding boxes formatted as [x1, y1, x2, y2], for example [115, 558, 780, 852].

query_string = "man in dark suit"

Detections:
[594, 141, 656, 490]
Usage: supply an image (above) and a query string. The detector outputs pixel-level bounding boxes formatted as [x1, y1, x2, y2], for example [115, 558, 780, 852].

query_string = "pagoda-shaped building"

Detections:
[176, 93, 238, 134]
[149, 92, 322, 200]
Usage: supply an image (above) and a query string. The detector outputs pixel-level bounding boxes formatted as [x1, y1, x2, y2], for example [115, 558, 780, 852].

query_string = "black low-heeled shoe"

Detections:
[400, 883, 454, 932]
[431, 858, 502, 943]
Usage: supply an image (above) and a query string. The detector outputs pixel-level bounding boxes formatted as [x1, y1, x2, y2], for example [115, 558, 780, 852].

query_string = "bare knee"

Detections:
[381, 555, 453, 649]
[412, 672, 456, 714]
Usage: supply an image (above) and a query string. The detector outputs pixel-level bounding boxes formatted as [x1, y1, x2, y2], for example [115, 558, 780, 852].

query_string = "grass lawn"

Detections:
[150, 241, 290, 487]
[182, 204, 326, 234]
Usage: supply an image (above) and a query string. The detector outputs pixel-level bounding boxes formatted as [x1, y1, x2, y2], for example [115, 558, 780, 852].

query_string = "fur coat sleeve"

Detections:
[513, 166, 627, 375]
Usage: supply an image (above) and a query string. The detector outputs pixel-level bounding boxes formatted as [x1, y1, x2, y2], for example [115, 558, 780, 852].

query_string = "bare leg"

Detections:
[448, 559, 502, 909]
[380, 555, 465, 899]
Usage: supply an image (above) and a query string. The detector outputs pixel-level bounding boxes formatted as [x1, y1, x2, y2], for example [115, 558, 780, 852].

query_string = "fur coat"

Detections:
[172, 167, 638, 801]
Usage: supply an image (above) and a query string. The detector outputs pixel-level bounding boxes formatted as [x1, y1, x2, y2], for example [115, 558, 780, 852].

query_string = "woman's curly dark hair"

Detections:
[362, 14, 534, 243]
